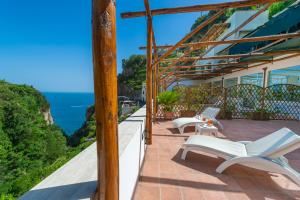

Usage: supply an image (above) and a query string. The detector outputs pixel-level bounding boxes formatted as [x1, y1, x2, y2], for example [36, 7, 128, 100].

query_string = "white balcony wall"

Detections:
[20, 107, 147, 200]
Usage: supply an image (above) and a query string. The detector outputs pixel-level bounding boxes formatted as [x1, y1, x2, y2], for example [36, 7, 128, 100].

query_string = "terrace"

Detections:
[134, 119, 300, 200]
[21, 0, 300, 199]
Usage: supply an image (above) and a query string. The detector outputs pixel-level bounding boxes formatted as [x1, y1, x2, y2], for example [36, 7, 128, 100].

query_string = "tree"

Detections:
[118, 55, 146, 99]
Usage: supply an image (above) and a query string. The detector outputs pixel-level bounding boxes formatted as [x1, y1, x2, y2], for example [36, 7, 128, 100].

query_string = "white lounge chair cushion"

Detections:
[172, 107, 221, 128]
[246, 127, 300, 158]
[173, 117, 202, 128]
[183, 135, 247, 157]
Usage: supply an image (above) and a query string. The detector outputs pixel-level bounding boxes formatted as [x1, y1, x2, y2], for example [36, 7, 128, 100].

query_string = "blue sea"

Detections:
[43, 92, 95, 136]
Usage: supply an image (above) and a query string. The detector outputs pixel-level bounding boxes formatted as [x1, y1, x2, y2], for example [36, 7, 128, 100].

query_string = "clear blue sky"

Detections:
[0, 0, 228, 92]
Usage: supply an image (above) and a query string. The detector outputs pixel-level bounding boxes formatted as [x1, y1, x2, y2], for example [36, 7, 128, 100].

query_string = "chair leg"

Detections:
[216, 157, 240, 173]
[181, 148, 189, 160]
[281, 163, 300, 186]
[216, 121, 224, 132]
[216, 157, 300, 186]
[179, 126, 185, 134]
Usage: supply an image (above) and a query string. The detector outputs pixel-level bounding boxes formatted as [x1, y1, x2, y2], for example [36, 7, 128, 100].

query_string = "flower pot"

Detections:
[180, 110, 196, 117]
[251, 112, 270, 121]
[224, 111, 233, 120]
[164, 112, 174, 120]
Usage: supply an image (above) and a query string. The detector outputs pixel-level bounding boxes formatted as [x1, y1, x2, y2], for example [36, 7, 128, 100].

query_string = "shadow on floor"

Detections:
[152, 133, 189, 138]
[169, 149, 300, 199]
[166, 127, 195, 135]
[20, 181, 97, 200]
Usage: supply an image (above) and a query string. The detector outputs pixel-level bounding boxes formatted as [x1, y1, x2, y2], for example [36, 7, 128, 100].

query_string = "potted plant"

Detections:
[157, 91, 180, 119]
[251, 108, 270, 120]
[219, 104, 234, 120]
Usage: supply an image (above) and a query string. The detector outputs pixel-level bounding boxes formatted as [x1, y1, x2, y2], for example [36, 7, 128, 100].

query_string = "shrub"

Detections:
[268, 0, 296, 18]
[157, 91, 180, 112]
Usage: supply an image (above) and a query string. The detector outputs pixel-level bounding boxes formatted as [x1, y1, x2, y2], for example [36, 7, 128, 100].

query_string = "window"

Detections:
[241, 73, 263, 86]
[268, 66, 300, 86]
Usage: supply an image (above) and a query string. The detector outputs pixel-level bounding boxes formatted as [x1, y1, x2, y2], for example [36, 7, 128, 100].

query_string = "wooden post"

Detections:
[221, 77, 225, 88]
[153, 51, 158, 122]
[92, 0, 119, 200]
[262, 67, 268, 88]
[146, 16, 153, 145]
[156, 63, 160, 113]
[164, 79, 167, 91]
[223, 88, 228, 115]
[261, 67, 268, 111]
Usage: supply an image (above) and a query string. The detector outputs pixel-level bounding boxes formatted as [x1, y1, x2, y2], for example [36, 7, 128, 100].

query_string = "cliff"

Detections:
[118, 55, 146, 100]
[0, 80, 68, 198]
[42, 109, 54, 125]
[68, 106, 96, 147]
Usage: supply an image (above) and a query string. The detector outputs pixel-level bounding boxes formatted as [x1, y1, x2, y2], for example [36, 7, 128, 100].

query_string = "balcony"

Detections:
[19, 106, 300, 200]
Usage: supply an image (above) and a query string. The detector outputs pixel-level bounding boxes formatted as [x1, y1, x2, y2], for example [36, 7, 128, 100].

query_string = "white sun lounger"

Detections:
[173, 107, 222, 134]
[181, 127, 300, 185]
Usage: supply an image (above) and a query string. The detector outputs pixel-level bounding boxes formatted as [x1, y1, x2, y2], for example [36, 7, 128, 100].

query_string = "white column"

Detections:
[237, 76, 241, 84]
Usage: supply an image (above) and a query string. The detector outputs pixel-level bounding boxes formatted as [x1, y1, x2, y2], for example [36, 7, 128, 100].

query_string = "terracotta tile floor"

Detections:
[134, 119, 300, 200]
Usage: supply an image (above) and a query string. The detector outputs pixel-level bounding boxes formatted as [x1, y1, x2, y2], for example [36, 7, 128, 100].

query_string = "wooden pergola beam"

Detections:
[175, 72, 222, 76]
[92, 0, 119, 199]
[174, 53, 300, 80]
[165, 76, 177, 89]
[160, 49, 299, 80]
[159, 59, 272, 72]
[140, 25, 300, 49]
[157, 10, 226, 77]
[234, 53, 300, 72]
[174, 70, 221, 76]
[144, 0, 153, 145]
[153, 9, 225, 67]
[152, 31, 158, 121]
[162, 49, 300, 62]
[182, 32, 300, 48]
[139, 45, 172, 50]
[195, 3, 270, 64]
[159, 3, 270, 76]
[121, 0, 282, 18]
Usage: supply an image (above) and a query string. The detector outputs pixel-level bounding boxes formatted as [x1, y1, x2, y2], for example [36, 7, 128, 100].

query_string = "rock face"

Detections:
[68, 106, 96, 147]
[117, 55, 146, 101]
[43, 109, 54, 125]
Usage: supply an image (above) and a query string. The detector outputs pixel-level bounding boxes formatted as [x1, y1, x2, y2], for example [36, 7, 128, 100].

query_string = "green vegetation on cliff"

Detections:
[0, 81, 97, 199]
[118, 55, 146, 99]
[0, 80, 68, 198]
[268, 0, 296, 18]
[68, 106, 96, 147]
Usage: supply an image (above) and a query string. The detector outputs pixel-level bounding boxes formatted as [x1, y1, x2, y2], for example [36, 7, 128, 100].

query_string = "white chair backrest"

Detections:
[201, 107, 220, 119]
[246, 128, 300, 158]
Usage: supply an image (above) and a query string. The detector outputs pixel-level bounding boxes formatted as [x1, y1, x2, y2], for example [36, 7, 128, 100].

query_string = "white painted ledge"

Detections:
[20, 106, 146, 200]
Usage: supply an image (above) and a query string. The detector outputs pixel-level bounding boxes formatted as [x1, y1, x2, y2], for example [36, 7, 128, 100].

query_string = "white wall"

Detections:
[204, 55, 300, 86]
[20, 107, 147, 200]
[119, 107, 146, 200]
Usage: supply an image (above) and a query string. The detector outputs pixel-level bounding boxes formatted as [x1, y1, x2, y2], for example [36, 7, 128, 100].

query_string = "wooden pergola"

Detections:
[91, 0, 300, 199]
